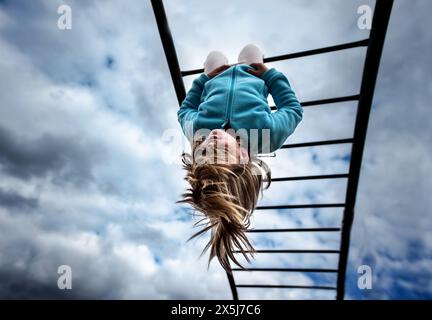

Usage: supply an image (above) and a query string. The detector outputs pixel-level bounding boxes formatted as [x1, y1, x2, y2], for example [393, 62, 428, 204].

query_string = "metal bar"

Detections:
[256, 203, 345, 210]
[226, 267, 239, 301]
[268, 173, 348, 182]
[232, 268, 338, 273]
[263, 39, 369, 63]
[236, 284, 337, 290]
[270, 94, 360, 110]
[247, 228, 341, 233]
[151, 0, 186, 105]
[181, 39, 369, 76]
[336, 0, 394, 300]
[233, 249, 340, 254]
[281, 138, 353, 149]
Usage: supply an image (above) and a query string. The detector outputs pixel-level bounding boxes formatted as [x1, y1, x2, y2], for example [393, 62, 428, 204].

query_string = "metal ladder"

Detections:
[151, 0, 393, 300]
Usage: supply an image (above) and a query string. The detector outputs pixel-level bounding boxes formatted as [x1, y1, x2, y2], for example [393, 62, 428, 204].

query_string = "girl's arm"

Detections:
[177, 65, 230, 141]
[261, 68, 303, 151]
[177, 73, 210, 141]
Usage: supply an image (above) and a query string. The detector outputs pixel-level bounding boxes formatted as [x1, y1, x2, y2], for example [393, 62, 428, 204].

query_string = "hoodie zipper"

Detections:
[221, 65, 237, 128]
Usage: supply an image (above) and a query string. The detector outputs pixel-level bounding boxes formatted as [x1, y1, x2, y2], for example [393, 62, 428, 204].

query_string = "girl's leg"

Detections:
[238, 43, 264, 65]
[204, 51, 229, 75]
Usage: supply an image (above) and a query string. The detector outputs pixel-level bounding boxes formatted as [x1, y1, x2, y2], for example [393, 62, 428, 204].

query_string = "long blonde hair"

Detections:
[177, 151, 271, 273]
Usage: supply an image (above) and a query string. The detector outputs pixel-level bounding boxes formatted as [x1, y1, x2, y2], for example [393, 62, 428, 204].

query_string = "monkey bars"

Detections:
[151, 0, 393, 300]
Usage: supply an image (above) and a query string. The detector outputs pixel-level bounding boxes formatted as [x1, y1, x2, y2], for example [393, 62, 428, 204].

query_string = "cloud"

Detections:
[0, 125, 105, 186]
[0, 187, 38, 212]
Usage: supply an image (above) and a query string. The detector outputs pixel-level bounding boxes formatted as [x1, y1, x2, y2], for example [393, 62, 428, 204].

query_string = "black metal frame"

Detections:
[151, 0, 393, 300]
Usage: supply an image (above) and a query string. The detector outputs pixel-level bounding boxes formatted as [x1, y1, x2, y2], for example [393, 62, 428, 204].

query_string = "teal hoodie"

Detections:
[177, 64, 303, 154]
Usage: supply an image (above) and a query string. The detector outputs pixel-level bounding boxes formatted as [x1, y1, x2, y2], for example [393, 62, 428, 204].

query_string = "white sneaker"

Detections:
[204, 51, 229, 75]
[238, 43, 264, 65]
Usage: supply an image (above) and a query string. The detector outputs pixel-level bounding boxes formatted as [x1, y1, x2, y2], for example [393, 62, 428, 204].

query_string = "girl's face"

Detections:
[194, 129, 249, 164]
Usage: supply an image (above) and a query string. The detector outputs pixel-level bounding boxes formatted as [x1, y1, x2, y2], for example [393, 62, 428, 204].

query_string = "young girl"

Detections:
[177, 44, 303, 272]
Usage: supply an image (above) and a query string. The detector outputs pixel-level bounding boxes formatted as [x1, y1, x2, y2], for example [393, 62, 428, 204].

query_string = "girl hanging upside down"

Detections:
[177, 44, 303, 272]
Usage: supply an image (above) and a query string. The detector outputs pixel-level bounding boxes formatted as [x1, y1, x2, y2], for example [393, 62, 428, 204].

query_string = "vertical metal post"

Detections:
[150, 0, 186, 104]
[336, 0, 393, 300]
[226, 268, 239, 301]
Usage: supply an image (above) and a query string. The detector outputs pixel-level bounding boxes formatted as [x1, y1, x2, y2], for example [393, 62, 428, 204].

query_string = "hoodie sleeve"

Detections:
[177, 73, 210, 141]
[261, 68, 303, 151]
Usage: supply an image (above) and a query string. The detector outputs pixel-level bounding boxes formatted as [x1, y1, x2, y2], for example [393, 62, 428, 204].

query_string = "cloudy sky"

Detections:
[0, 0, 430, 299]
